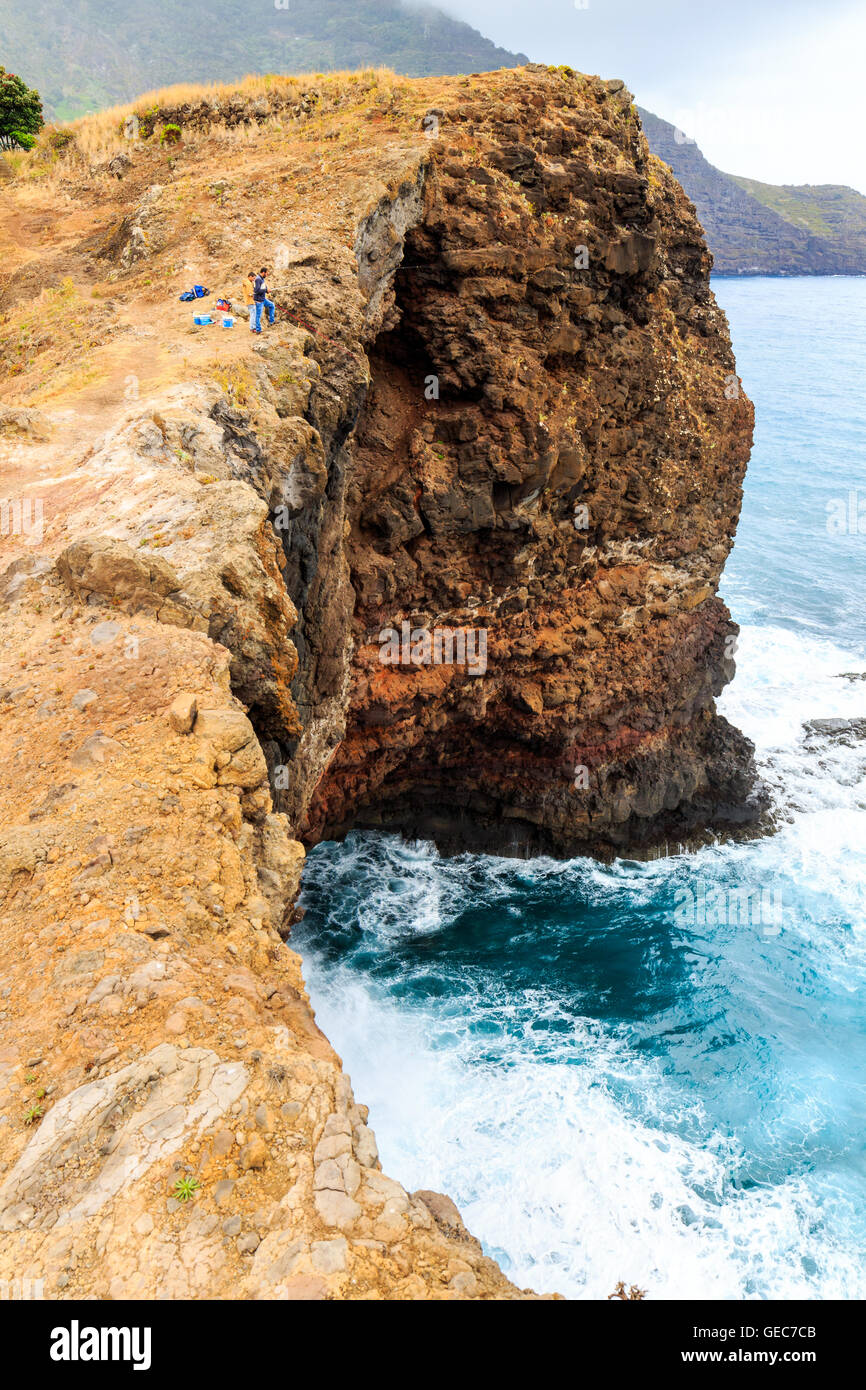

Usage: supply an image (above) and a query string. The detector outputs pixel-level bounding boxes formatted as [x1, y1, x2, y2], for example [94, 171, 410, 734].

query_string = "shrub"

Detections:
[0, 67, 43, 150]
[45, 127, 75, 152]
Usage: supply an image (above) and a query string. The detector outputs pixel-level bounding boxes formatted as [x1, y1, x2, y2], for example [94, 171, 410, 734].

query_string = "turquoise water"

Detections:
[295, 278, 866, 1299]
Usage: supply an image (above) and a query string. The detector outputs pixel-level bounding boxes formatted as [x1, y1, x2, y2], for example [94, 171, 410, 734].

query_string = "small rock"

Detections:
[313, 1158, 344, 1192]
[213, 1179, 235, 1206]
[281, 1275, 327, 1301]
[322, 1113, 352, 1139]
[354, 1124, 379, 1168]
[314, 1189, 361, 1231]
[412, 1189, 466, 1234]
[804, 716, 866, 743]
[87, 975, 120, 1004]
[236, 1232, 260, 1255]
[213, 1129, 234, 1157]
[450, 1270, 478, 1295]
[68, 733, 124, 768]
[338, 1157, 361, 1198]
[167, 693, 198, 734]
[240, 1135, 268, 1172]
[71, 689, 98, 711]
[141, 921, 170, 939]
[311, 1237, 348, 1274]
[90, 621, 122, 648]
[164, 1011, 186, 1036]
[123, 825, 150, 845]
[222, 1215, 242, 1237]
[314, 1132, 351, 1164]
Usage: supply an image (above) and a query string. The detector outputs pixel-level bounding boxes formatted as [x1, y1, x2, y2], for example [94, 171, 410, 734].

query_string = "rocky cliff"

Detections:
[0, 64, 759, 1299]
[640, 107, 866, 276]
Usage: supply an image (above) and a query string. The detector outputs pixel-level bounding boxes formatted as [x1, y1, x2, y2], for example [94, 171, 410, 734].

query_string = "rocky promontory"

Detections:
[0, 64, 759, 1298]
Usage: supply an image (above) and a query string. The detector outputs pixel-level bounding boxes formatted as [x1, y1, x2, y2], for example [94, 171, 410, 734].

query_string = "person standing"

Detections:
[249, 267, 276, 334]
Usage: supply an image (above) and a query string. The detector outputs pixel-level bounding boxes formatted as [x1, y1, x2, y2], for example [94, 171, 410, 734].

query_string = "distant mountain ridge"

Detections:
[639, 108, 866, 276]
[0, 0, 528, 120]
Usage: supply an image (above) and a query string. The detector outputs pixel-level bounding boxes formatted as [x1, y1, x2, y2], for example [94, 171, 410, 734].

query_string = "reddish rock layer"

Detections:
[297, 67, 762, 857]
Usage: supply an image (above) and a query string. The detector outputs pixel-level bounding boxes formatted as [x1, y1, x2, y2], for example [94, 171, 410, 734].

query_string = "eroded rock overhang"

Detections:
[286, 71, 766, 858]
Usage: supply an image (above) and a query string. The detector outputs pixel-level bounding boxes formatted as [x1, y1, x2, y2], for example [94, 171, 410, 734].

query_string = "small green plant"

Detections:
[160, 123, 182, 146]
[172, 1176, 200, 1203]
[137, 105, 160, 138]
[44, 126, 75, 153]
[24, 1072, 37, 1084]
[22, 1103, 43, 1126]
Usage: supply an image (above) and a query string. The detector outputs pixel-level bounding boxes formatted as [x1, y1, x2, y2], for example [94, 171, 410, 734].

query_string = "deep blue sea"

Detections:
[295, 278, 866, 1299]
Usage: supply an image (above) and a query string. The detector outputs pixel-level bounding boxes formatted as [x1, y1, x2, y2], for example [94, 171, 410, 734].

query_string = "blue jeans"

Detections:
[250, 298, 276, 331]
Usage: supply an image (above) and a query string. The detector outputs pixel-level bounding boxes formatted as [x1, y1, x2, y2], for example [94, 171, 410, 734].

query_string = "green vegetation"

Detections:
[172, 1176, 201, 1203]
[0, 0, 527, 121]
[730, 175, 866, 243]
[43, 125, 75, 152]
[0, 65, 43, 148]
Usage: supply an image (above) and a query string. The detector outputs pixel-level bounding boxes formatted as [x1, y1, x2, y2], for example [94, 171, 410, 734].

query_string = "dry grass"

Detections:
[0, 277, 112, 400]
[210, 359, 256, 408]
[69, 66, 401, 149]
[7, 65, 415, 177]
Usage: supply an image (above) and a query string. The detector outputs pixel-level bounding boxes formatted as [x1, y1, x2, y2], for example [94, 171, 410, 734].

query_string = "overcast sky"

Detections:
[435, 0, 866, 193]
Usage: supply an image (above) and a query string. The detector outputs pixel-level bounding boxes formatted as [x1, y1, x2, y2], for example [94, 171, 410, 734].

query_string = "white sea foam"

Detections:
[720, 623, 866, 751]
[297, 623, 866, 1300]
[303, 950, 865, 1300]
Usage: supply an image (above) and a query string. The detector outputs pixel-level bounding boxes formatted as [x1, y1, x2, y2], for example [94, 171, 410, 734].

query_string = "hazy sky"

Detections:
[436, 0, 866, 193]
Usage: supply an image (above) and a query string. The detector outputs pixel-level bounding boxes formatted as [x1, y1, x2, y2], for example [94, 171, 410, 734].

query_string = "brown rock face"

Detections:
[289, 67, 763, 858]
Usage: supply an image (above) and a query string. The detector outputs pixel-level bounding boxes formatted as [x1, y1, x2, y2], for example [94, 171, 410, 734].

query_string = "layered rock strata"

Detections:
[273, 72, 763, 857]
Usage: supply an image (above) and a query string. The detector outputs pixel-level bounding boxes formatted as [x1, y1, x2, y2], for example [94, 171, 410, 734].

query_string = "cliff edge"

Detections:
[0, 64, 760, 1298]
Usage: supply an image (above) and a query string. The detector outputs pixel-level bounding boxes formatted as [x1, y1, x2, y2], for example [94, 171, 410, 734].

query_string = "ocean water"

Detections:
[294, 277, 866, 1299]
